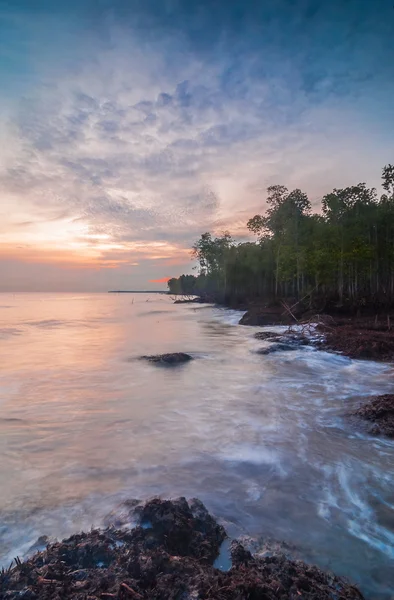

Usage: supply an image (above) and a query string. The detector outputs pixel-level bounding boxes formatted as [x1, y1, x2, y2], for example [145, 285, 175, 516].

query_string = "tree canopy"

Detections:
[168, 164, 394, 309]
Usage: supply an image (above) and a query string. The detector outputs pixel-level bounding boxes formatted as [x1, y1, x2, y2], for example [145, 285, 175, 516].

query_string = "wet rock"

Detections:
[240, 309, 294, 326]
[254, 331, 281, 341]
[239, 304, 304, 326]
[257, 343, 297, 355]
[284, 333, 310, 346]
[254, 331, 310, 347]
[351, 394, 394, 438]
[140, 352, 193, 365]
[103, 498, 140, 528]
[26, 536, 49, 555]
[134, 497, 225, 563]
[1, 498, 364, 600]
[230, 540, 253, 566]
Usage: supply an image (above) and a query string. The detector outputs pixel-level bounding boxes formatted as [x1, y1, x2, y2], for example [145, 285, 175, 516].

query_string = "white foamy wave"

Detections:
[216, 444, 286, 476]
[210, 308, 246, 325]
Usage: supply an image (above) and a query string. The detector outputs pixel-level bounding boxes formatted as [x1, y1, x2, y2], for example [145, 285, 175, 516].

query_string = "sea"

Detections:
[0, 293, 393, 598]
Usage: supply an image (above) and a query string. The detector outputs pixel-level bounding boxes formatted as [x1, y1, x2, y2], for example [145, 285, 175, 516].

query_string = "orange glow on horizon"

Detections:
[149, 277, 171, 283]
[0, 239, 192, 272]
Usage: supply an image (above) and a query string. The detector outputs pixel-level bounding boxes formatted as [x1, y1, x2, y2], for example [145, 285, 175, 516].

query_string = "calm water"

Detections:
[1, 293, 394, 597]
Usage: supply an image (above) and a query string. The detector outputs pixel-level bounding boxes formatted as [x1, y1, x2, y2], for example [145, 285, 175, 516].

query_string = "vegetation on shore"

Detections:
[168, 164, 394, 311]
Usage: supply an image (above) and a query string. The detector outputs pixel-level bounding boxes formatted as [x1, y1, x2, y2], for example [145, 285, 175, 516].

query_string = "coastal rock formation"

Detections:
[1, 498, 365, 600]
[352, 394, 394, 438]
[140, 352, 193, 365]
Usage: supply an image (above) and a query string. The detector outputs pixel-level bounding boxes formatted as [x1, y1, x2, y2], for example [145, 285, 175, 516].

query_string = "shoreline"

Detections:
[209, 298, 394, 363]
[237, 305, 394, 438]
[1, 498, 365, 600]
[172, 295, 394, 363]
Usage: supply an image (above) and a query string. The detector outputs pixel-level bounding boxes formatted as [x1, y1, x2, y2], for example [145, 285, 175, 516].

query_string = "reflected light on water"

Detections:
[0, 292, 394, 598]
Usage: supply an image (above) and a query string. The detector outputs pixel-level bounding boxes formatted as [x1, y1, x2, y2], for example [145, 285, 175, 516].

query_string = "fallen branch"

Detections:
[37, 576, 58, 585]
[280, 300, 298, 323]
[119, 582, 143, 599]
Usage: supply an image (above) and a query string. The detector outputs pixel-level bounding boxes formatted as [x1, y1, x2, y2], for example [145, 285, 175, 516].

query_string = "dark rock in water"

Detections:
[254, 331, 310, 346]
[240, 306, 298, 326]
[1, 497, 364, 600]
[254, 331, 281, 341]
[257, 343, 297, 355]
[140, 352, 193, 365]
[351, 394, 394, 438]
[134, 497, 225, 563]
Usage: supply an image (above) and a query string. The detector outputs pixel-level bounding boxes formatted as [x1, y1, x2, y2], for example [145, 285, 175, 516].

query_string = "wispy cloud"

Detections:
[0, 0, 393, 290]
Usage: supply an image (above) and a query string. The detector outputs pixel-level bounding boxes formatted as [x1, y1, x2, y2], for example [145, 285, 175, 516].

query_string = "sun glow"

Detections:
[0, 211, 191, 271]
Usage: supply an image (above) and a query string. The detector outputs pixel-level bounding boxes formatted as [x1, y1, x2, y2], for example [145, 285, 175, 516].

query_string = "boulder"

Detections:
[140, 352, 193, 365]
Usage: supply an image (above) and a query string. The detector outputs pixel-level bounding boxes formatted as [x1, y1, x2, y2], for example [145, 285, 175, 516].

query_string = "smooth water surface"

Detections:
[0, 293, 393, 598]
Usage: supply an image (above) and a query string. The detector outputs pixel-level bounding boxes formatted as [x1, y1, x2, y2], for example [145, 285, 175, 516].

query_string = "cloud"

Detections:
[0, 0, 393, 290]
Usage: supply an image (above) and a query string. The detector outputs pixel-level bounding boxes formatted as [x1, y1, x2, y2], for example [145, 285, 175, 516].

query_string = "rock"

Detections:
[134, 497, 225, 563]
[257, 343, 297, 355]
[0, 498, 364, 600]
[254, 331, 310, 346]
[140, 352, 193, 365]
[26, 535, 49, 554]
[351, 394, 394, 438]
[254, 331, 281, 341]
[239, 305, 301, 326]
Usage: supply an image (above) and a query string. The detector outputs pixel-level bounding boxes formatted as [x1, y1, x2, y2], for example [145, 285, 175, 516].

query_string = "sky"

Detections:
[0, 0, 393, 291]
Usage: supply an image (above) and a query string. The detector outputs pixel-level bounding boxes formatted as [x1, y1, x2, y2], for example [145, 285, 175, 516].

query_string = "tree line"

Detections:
[168, 164, 394, 309]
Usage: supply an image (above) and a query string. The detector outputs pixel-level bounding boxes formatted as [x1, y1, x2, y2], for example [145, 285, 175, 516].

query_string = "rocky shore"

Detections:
[350, 394, 394, 438]
[315, 317, 394, 362]
[237, 304, 394, 362]
[1, 498, 364, 600]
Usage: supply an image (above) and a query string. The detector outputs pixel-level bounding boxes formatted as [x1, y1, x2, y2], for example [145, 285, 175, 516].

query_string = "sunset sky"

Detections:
[0, 0, 393, 291]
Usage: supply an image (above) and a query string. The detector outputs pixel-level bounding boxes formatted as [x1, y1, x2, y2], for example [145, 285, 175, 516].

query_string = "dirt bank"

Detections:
[1, 498, 364, 600]
[316, 316, 394, 362]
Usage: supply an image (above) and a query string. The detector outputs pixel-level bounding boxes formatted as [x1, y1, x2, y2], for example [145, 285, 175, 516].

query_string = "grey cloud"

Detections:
[1, 17, 392, 271]
[134, 100, 154, 114]
[97, 120, 119, 133]
[157, 92, 172, 106]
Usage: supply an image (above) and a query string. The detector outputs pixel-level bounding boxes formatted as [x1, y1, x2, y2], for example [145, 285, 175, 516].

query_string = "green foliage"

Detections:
[170, 164, 394, 306]
[167, 275, 197, 295]
[382, 164, 394, 197]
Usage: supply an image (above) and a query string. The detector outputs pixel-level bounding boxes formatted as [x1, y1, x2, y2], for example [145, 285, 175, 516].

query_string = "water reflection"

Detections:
[0, 293, 394, 598]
